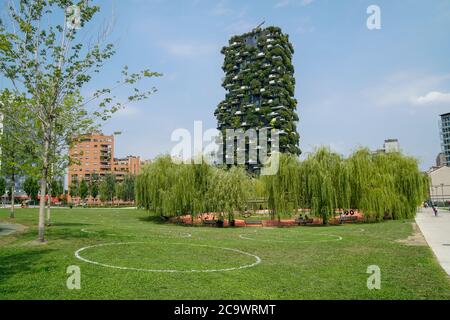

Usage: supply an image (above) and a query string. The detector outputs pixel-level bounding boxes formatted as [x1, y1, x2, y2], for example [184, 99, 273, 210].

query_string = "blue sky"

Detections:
[11, 0, 450, 169]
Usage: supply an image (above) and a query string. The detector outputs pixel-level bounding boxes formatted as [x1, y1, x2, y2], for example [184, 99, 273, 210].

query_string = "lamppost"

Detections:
[434, 186, 439, 205]
[441, 183, 445, 206]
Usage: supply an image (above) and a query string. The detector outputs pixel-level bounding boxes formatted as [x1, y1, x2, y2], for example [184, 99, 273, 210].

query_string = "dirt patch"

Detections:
[0, 223, 27, 236]
[396, 223, 427, 246]
[0, 223, 28, 246]
[22, 239, 49, 247]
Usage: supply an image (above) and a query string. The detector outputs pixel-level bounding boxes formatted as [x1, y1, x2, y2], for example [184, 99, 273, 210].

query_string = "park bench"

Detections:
[295, 218, 314, 226]
[245, 220, 263, 227]
[202, 220, 217, 227]
[340, 215, 358, 223]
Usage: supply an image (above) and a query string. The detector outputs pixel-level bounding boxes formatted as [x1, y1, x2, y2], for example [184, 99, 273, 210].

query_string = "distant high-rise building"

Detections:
[214, 25, 300, 172]
[436, 152, 445, 167]
[439, 113, 450, 166]
[384, 139, 400, 153]
[373, 139, 400, 155]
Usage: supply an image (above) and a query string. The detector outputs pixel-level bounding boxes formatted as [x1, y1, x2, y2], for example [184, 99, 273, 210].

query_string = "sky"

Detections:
[4, 0, 450, 170]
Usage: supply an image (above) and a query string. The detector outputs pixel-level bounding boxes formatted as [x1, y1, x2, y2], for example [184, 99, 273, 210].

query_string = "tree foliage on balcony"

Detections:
[214, 26, 301, 156]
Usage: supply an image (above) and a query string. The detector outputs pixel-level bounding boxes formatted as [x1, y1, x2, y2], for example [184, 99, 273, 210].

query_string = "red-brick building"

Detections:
[68, 132, 141, 187]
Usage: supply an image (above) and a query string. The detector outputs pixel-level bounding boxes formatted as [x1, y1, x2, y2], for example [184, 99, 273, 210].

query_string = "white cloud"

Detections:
[414, 91, 450, 105]
[275, 0, 290, 8]
[295, 17, 315, 34]
[363, 72, 450, 108]
[211, 0, 233, 16]
[275, 0, 315, 9]
[115, 105, 140, 117]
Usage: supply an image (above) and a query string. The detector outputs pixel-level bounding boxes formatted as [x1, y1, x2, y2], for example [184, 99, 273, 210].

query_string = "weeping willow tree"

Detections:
[135, 156, 211, 217]
[374, 152, 428, 219]
[346, 148, 374, 211]
[136, 156, 177, 216]
[298, 148, 350, 225]
[136, 149, 428, 224]
[136, 156, 251, 220]
[346, 148, 428, 221]
[262, 153, 301, 221]
[206, 166, 252, 222]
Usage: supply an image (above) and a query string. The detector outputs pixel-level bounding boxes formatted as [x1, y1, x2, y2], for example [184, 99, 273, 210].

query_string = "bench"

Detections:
[295, 218, 314, 226]
[202, 220, 217, 226]
[245, 220, 263, 226]
[340, 215, 358, 223]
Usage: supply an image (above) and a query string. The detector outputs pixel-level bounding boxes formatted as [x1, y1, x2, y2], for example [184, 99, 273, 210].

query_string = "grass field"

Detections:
[1, 208, 450, 300]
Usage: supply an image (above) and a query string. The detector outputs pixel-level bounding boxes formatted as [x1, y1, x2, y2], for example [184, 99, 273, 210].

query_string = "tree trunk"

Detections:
[38, 175, 47, 242]
[46, 185, 52, 226]
[38, 139, 49, 243]
[9, 182, 15, 219]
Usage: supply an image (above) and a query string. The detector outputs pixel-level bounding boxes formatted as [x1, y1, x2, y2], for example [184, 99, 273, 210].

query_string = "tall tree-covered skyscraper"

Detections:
[214, 26, 300, 171]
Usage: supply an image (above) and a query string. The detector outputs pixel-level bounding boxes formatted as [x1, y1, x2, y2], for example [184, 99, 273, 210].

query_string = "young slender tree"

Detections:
[44, 177, 63, 225]
[51, 179, 64, 199]
[115, 182, 124, 203]
[23, 176, 40, 205]
[89, 174, 99, 203]
[0, 177, 6, 208]
[100, 174, 116, 205]
[0, 1, 160, 241]
[79, 179, 89, 202]
[122, 174, 135, 202]
[0, 91, 33, 218]
[69, 179, 79, 202]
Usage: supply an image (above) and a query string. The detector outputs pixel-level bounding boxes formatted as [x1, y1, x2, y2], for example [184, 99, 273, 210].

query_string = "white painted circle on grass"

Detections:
[74, 242, 262, 273]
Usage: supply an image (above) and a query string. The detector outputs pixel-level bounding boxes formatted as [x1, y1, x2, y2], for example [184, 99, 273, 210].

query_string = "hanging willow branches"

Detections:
[135, 149, 429, 223]
[135, 156, 251, 220]
[262, 152, 301, 221]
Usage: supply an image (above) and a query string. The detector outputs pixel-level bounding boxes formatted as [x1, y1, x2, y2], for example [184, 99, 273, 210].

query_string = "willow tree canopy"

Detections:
[136, 148, 429, 223]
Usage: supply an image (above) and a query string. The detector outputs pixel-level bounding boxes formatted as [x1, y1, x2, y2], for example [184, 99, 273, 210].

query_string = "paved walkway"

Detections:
[0, 223, 24, 236]
[416, 208, 450, 276]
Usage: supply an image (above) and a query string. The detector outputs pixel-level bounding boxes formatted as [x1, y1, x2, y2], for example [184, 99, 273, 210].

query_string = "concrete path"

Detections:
[0, 223, 24, 236]
[416, 208, 450, 276]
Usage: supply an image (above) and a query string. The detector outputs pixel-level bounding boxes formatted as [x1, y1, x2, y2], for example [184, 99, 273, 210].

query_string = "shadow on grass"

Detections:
[0, 248, 55, 283]
[50, 222, 92, 227]
[138, 215, 170, 224]
[137, 215, 203, 228]
[46, 227, 95, 241]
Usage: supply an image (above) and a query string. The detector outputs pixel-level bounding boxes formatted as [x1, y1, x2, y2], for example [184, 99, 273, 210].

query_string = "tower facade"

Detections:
[214, 26, 300, 171]
[440, 113, 450, 166]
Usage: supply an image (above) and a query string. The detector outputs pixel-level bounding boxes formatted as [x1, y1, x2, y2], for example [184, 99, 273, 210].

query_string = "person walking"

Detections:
[432, 205, 438, 217]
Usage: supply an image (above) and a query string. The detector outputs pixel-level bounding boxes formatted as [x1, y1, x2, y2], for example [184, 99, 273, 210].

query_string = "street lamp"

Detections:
[434, 186, 439, 205]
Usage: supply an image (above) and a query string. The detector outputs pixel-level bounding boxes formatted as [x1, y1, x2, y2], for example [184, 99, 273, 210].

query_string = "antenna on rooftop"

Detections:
[254, 20, 265, 31]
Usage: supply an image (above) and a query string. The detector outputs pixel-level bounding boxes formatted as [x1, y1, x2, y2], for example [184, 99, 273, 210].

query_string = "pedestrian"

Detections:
[432, 205, 438, 217]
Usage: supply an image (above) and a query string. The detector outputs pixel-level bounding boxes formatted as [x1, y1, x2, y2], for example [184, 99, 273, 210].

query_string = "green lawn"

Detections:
[1, 208, 449, 300]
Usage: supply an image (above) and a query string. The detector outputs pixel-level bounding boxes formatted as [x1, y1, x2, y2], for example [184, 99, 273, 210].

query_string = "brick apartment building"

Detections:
[68, 132, 141, 187]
